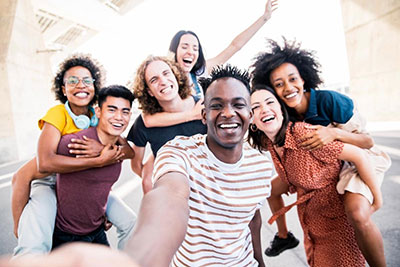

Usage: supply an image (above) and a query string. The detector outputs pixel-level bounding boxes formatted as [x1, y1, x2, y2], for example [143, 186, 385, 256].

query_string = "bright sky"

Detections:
[78, 0, 349, 90]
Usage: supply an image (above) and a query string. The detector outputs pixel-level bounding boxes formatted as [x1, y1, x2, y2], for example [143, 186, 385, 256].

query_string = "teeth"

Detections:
[75, 92, 88, 98]
[112, 123, 123, 127]
[183, 58, 193, 64]
[219, 123, 239, 129]
[160, 85, 172, 94]
[285, 92, 297, 99]
[262, 115, 275, 122]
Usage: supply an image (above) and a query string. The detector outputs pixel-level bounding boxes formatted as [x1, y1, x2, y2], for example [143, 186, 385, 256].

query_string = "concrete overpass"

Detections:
[0, 0, 399, 164]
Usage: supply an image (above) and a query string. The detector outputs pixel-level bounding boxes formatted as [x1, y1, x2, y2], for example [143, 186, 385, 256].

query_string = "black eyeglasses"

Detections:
[65, 76, 95, 87]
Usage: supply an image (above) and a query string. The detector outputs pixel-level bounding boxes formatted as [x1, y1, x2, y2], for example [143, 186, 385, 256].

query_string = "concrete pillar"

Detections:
[0, 0, 54, 164]
[341, 0, 400, 122]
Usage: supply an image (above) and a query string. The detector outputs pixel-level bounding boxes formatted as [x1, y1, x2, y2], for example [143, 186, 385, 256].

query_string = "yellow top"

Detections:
[38, 104, 81, 135]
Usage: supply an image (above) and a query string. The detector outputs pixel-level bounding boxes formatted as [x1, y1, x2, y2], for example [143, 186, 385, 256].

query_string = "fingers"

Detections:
[116, 146, 125, 161]
[304, 124, 320, 130]
[70, 138, 87, 145]
[300, 138, 323, 151]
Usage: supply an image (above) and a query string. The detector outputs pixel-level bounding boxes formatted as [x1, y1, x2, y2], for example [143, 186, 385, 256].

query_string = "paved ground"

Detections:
[0, 130, 399, 266]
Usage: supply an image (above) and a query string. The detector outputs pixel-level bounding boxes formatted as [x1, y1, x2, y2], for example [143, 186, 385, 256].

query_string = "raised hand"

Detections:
[264, 0, 279, 21]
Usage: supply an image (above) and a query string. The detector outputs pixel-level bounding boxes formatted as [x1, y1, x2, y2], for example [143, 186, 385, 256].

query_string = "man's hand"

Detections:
[97, 144, 124, 167]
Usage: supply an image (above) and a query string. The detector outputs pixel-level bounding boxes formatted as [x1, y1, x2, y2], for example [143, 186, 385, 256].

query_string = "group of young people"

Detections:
[7, 0, 391, 266]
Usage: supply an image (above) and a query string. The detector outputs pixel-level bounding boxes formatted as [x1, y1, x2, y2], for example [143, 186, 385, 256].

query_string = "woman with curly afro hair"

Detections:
[127, 56, 207, 194]
[12, 53, 137, 256]
[250, 39, 390, 267]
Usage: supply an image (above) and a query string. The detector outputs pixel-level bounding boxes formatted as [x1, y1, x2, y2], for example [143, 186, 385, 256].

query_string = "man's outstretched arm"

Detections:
[125, 172, 190, 266]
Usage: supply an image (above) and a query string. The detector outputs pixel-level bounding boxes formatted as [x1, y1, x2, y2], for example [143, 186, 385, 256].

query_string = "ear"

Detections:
[62, 86, 66, 96]
[249, 108, 254, 124]
[201, 108, 206, 125]
[95, 106, 101, 119]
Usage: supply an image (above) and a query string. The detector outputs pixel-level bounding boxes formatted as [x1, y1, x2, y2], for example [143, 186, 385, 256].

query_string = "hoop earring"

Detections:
[250, 123, 258, 132]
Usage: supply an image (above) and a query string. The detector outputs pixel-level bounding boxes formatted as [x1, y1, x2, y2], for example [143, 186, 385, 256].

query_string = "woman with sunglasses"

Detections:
[11, 54, 136, 256]
[141, 0, 278, 129]
[248, 86, 383, 266]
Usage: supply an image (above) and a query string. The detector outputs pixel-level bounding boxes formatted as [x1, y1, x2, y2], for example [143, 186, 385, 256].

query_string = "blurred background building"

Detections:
[1, 0, 399, 164]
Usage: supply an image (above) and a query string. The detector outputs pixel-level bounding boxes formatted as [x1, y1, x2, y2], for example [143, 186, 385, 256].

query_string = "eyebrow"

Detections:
[251, 96, 273, 105]
[107, 104, 130, 111]
[272, 72, 297, 81]
[181, 42, 198, 47]
[209, 96, 246, 102]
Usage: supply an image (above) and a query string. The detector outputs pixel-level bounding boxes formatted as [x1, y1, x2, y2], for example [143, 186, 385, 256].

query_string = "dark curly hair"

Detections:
[250, 38, 323, 92]
[132, 56, 190, 115]
[199, 64, 250, 97]
[247, 85, 294, 152]
[52, 53, 105, 106]
[168, 30, 206, 76]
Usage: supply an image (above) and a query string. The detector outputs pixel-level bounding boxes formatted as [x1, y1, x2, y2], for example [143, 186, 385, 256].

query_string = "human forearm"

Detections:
[141, 156, 154, 194]
[249, 210, 265, 267]
[334, 128, 374, 149]
[206, 0, 277, 72]
[142, 112, 192, 127]
[38, 154, 101, 173]
[126, 174, 189, 266]
[117, 137, 135, 160]
[38, 144, 122, 173]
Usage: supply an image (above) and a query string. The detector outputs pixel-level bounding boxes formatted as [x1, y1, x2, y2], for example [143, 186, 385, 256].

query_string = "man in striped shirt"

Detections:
[127, 65, 274, 266]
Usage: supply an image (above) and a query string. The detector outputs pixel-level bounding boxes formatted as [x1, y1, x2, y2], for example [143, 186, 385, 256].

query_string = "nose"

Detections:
[75, 79, 85, 88]
[259, 103, 270, 114]
[159, 75, 168, 85]
[221, 104, 235, 118]
[283, 82, 292, 92]
[114, 110, 123, 120]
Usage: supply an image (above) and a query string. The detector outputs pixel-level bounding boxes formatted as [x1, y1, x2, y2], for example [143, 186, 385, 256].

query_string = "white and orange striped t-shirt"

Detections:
[153, 134, 274, 267]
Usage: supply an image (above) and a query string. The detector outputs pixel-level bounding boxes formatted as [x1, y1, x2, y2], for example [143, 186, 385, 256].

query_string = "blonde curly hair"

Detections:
[132, 56, 190, 115]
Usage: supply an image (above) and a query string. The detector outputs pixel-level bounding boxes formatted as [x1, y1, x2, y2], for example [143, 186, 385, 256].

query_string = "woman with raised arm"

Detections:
[142, 0, 278, 128]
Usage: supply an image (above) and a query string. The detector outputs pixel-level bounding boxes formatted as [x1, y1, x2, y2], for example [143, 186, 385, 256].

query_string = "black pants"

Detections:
[52, 225, 109, 250]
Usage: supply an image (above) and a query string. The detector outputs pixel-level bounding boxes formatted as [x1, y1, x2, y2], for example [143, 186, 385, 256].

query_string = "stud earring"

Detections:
[250, 124, 258, 132]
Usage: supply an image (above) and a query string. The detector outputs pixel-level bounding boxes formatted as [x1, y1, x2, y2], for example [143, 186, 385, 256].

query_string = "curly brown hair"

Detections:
[52, 53, 106, 106]
[250, 38, 323, 92]
[132, 56, 190, 115]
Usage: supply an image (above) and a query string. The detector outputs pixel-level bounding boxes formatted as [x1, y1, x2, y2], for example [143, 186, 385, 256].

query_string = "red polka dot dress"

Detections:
[267, 122, 364, 267]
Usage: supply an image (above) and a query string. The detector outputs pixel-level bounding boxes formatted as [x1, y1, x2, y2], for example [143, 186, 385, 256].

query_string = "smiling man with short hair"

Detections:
[127, 65, 275, 267]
